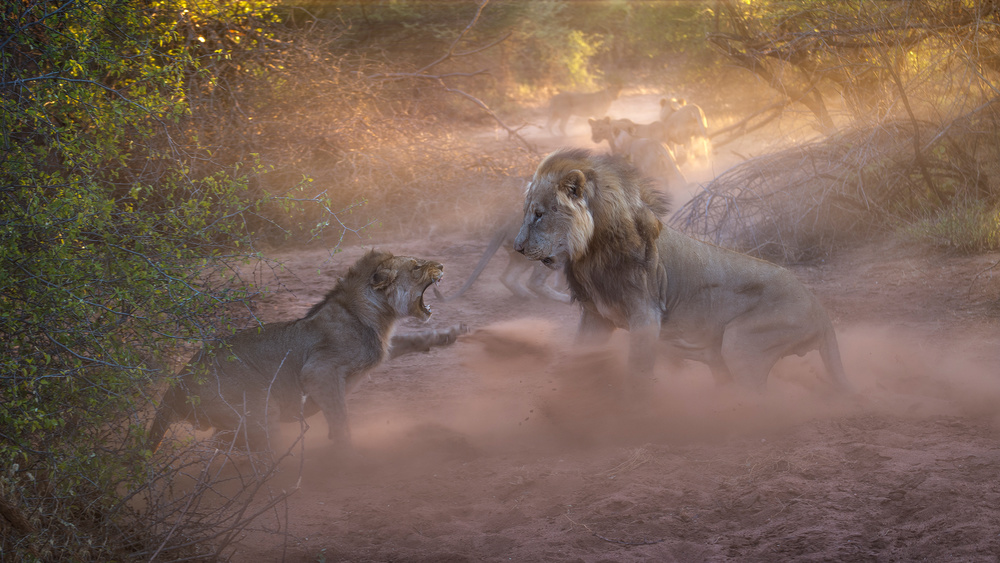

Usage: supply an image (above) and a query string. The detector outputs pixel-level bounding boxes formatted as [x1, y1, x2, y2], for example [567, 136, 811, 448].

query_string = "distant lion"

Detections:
[147, 250, 467, 454]
[589, 116, 668, 154]
[546, 85, 622, 135]
[588, 117, 686, 191]
[513, 148, 850, 394]
[658, 97, 710, 162]
[588, 116, 628, 154]
[436, 215, 570, 303]
[615, 129, 687, 192]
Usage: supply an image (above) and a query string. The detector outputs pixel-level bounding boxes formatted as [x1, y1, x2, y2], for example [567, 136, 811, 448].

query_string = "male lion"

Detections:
[147, 250, 467, 454]
[546, 85, 622, 135]
[513, 148, 850, 393]
[435, 214, 570, 303]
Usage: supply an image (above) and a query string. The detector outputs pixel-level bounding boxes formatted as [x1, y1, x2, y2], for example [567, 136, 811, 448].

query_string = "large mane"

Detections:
[542, 147, 665, 259]
[534, 148, 667, 303]
[305, 249, 392, 318]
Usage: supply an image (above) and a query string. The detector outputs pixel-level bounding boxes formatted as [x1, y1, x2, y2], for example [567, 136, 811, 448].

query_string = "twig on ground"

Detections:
[564, 509, 666, 547]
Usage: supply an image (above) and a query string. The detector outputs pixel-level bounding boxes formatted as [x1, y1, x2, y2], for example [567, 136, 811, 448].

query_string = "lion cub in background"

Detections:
[147, 250, 466, 455]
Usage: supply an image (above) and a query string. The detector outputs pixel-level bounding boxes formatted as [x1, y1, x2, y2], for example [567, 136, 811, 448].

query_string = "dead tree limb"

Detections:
[709, 98, 791, 147]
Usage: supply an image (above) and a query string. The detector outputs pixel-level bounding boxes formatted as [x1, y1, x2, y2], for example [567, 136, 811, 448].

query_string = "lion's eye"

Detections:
[534, 208, 544, 219]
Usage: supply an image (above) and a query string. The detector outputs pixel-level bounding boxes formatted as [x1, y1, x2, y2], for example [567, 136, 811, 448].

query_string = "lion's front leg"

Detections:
[576, 306, 616, 347]
[388, 323, 469, 359]
[626, 308, 662, 397]
[299, 360, 351, 446]
[628, 323, 659, 384]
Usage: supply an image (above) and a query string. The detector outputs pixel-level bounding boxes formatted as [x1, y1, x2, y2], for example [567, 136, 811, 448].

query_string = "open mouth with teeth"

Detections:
[418, 272, 443, 317]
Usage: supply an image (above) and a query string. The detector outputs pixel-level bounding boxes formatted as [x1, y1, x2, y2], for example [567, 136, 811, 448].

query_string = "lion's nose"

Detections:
[513, 235, 526, 254]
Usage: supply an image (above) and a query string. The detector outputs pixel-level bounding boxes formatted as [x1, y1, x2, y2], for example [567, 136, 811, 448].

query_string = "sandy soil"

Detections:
[219, 96, 1000, 562]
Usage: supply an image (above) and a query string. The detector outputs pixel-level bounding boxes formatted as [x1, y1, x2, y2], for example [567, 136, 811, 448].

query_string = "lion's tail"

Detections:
[440, 226, 510, 302]
[146, 387, 179, 454]
[819, 326, 852, 393]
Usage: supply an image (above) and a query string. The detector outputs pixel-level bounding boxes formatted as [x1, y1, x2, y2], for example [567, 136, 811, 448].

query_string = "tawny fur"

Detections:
[658, 97, 711, 162]
[514, 148, 850, 394]
[588, 117, 687, 189]
[147, 250, 465, 454]
[546, 85, 622, 134]
[589, 116, 669, 153]
[614, 129, 687, 192]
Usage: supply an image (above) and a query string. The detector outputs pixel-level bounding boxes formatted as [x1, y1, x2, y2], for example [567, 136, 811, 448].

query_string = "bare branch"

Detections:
[364, 0, 537, 153]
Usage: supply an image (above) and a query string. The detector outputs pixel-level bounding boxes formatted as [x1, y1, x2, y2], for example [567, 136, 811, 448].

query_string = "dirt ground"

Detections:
[223, 95, 1000, 562]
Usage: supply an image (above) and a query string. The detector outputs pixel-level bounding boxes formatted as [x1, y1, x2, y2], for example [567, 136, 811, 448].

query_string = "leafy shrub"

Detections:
[906, 200, 1000, 254]
[0, 0, 344, 558]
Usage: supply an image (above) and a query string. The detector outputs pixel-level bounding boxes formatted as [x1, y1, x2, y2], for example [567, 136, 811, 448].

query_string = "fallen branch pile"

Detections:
[672, 104, 1000, 263]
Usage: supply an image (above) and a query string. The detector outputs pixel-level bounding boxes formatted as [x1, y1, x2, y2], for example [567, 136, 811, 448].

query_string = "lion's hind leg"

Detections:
[720, 316, 848, 392]
[718, 320, 805, 391]
[209, 425, 269, 456]
[706, 354, 737, 387]
[818, 327, 852, 393]
[205, 399, 276, 456]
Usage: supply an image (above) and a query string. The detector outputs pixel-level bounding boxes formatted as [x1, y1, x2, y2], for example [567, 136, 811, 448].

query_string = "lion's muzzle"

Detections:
[513, 232, 526, 255]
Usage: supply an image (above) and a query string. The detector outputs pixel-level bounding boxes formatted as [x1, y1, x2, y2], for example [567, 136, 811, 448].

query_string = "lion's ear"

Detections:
[559, 169, 587, 199]
[371, 267, 397, 290]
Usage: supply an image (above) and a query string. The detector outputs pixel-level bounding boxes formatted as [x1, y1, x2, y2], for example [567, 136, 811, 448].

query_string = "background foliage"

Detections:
[0, 0, 339, 558]
[690, 0, 1000, 256]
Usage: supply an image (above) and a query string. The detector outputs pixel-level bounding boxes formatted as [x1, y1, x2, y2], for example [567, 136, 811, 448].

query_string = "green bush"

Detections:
[906, 200, 1000, 254]
[0, 0, 338, 558]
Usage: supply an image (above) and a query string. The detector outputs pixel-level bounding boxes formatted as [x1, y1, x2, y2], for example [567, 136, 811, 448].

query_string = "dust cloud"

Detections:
[279, 319, 1000, 478]
[239, 293, 1000, 561]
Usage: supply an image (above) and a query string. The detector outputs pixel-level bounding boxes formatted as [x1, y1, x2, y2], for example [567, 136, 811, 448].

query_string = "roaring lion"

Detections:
[147, 250, 467, 454]
[435, 215, 570, 303]
[513, 148, 850, 393]
[546, 85, 622, 135]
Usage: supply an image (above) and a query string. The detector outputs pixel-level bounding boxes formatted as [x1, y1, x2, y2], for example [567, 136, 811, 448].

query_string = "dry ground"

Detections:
[217, 94, 1000, 562]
